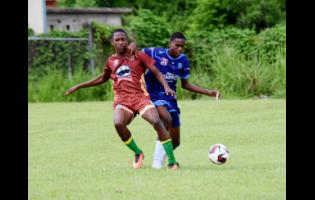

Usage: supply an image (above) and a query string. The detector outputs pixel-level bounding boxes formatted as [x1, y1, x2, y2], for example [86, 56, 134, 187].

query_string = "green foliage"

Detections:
[90, 22, 116, 69]
[28, 24, 285, 101]
[255, 24, 286, 60]
[28, 1, 286, 101]
[187, 24, 285, 69]
[187, 0, 228, 32]
[234, 0, 286, 31]
[183, 24, 285, 99]
[28, 67, 113, 102]
[28, 23, 117, 73]
[124, 9, 171, 48]
[58, 0, 285, 32]
[208, 46, 285, 98]
[187, 0, 285, 32]
[58, 0, 97, 8]
[58, 0, 76, 7]
[28, 27, 34, 36]
[29, 30, 89, 72]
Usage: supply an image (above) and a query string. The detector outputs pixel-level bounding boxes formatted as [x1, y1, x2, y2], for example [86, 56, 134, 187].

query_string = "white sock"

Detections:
[152, 140, 166, 169]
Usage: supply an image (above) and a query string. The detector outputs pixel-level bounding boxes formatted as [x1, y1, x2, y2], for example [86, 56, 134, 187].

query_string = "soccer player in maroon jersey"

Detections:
[64, 29, 179, 170]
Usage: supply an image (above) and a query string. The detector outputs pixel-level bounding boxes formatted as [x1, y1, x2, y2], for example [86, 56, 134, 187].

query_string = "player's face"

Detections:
[169, 38, 185, 58]
[111, 32, 128, 54]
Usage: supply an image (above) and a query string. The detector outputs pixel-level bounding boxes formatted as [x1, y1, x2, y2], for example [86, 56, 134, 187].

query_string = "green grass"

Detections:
[28, 99, 286, 200]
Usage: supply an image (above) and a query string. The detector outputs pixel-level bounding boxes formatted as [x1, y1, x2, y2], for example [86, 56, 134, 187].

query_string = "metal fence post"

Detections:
[68, 54, 72, 80]
[88, 22, 95, 75]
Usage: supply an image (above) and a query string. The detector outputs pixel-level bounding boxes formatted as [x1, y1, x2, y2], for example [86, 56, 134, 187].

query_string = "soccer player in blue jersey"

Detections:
[140, 32, 220, 169]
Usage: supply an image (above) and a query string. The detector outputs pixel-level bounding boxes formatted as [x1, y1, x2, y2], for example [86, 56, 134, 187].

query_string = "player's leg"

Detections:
[152, 105, 172, 169]
[113, 104, 144, 169]
[157, 106, 172, 130]
[140, 106, 179, 169]
[169, 111, 181, 149]
[170, 127, 180, 149]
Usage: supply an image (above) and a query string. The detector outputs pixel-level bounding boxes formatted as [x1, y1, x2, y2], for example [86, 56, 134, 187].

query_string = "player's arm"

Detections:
[126, 42, 138, 58]
[138, 51, 176, 97]
[181, 79, 220, 99]
[148, 65, 176, 97]
[64, 69, 110, 96]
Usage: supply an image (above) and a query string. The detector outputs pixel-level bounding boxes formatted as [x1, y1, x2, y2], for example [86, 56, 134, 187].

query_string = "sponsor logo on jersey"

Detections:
[164, 72, 178, 81]
[116, 65, 132, 82]
[160, 58, 168, 66]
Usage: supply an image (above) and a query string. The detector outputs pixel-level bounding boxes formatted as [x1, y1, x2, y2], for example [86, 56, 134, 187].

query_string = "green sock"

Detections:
[124, 136, 142, 155]
[161, 139, 177, 165]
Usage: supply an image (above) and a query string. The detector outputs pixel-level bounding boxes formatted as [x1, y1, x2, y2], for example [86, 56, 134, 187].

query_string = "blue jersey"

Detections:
[143, 47, 190, 100]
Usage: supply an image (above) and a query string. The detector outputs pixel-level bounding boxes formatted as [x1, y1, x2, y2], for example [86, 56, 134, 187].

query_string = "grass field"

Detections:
[28, 99, 286, 200]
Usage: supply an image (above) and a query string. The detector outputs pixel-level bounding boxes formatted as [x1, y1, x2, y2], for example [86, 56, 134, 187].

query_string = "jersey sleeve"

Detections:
[142, 47, 155, 58]
[137, 51, 156, 68]
[179, 57, 190, 79]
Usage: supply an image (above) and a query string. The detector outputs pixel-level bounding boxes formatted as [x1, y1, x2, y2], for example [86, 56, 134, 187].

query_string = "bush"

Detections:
[124, 9, 171, 48]
[183, 24, 285, 98]
[187, 0, 285, 32]
[28, 23, 118, 73]
[208, 46, 285, 98]
[28, 67, 114, 102]
[91, 22, 116, 69]
[28, 28, 35, 36]
[187, 24, 285, 70]
[28, 30, 90, 72]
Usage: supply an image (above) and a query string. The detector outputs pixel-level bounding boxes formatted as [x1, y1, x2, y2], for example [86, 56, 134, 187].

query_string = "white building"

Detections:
[28, 0, 48, 34]
[46, 8, 132, 32]
[28, 0, 132, 34]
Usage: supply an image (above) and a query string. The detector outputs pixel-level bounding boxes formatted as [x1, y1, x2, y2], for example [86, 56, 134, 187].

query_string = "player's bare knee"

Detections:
[114, 121, 126, 132]
[152, 118, 164, 130]
[163, 117, 172, 129]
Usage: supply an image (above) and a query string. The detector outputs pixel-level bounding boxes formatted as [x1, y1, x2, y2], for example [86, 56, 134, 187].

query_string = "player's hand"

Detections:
[64, 86, 78, 96]
[127, 42, 138, 59]
[208, 89, 220, 100]
[165, 87, 176, 97]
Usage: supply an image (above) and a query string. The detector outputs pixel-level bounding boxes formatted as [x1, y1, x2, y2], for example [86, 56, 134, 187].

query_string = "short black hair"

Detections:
[110, 29, 128, 40]
[170, 32, 186, 41]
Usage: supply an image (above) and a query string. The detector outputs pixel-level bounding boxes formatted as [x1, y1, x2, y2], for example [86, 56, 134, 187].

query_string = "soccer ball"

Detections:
[208, 144, 230, 165]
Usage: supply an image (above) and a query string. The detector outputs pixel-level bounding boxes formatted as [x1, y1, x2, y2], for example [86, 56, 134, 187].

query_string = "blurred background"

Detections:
[28, 0, 286, 102]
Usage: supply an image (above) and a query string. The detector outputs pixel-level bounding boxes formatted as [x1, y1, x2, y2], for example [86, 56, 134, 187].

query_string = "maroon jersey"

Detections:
[104, 51, 156, 102]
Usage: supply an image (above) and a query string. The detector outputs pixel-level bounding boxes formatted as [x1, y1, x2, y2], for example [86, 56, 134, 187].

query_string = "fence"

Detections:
[28, 29, 96, 80]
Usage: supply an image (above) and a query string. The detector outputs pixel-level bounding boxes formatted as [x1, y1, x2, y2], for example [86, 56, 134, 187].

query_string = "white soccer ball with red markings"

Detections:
[208, 144, 230, 165]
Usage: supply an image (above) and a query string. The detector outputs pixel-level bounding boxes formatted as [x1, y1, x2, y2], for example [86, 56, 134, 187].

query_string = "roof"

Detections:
[46, 8, 133, 14]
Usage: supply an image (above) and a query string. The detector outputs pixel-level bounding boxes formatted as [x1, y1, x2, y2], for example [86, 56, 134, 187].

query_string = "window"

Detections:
[50, 25, 54, 31]
[66, 25, 70, 31]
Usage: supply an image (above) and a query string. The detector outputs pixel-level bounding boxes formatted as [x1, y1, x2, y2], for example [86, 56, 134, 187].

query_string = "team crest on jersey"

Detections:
[116, 65, 132, 81]
[160, 58, 168, 66]
[177, 63, 182, 69]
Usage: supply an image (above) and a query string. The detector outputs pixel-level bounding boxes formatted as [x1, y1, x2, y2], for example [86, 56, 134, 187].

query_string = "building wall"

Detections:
[47, 14, 122, 32]
[28, 0, 47, 34]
